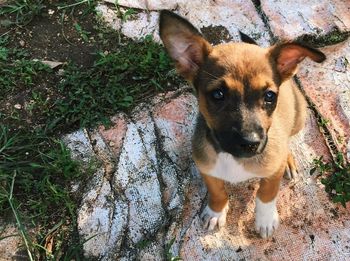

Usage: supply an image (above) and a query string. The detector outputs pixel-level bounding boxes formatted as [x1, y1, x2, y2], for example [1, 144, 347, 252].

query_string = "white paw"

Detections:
[200, 203, 229, 231]
[255, 197, 279, 238]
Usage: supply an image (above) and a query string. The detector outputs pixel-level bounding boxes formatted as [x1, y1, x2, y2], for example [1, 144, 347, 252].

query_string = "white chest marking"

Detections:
[208, 152, 259, 184]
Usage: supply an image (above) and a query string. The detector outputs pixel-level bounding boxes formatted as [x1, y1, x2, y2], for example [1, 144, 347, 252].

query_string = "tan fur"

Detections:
[257, 166, 284, 203]
[201, 174, 229, 212]
[193, 48, 308, 208]
[287, 153, 298, 173]
[159, 10, 325, 235]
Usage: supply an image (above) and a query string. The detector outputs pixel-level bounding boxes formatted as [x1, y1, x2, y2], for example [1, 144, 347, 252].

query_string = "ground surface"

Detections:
[1, 0, 350, 260]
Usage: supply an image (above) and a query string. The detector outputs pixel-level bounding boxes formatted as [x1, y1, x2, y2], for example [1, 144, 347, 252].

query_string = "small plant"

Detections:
[0, 36, 51, 97]
[318, 117, 329, 127]
[0, 0, 45, 25]
[37, 35, 180, 130]
[297, 30, 350, 48]
[165, 237, 182, 261]
[74, 22, 91, 42]
[312, 153, 350, 207]
[121, 8, 136, 22]
[57, 0, 96, 11]
[0, 126, 93, 259]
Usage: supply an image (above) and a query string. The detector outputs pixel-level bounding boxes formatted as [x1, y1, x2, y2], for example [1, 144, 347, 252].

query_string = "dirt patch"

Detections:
[0, 1, 126, 134]
[1, 2, 100, 67]
[200, 25, 233, 45]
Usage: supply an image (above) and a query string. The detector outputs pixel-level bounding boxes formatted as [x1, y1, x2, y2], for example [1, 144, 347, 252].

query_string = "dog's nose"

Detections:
[239, 132, 261, 153]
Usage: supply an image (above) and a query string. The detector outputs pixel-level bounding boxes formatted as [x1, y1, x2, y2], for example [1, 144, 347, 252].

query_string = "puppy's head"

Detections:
[159, 10, 325, 158]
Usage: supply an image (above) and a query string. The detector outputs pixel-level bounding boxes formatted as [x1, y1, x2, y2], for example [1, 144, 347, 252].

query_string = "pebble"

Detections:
[14, 104, 22, 110]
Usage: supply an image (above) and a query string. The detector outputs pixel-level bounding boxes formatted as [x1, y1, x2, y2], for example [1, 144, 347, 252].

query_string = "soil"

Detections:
[200, 25, 233, 45]
[1, 1, 100, 67]
[0, 1, 122, 133]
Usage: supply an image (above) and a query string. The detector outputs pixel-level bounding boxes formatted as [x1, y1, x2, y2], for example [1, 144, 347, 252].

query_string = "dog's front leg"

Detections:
[200, 174, 229, 230]
[255, 169, 284, 238]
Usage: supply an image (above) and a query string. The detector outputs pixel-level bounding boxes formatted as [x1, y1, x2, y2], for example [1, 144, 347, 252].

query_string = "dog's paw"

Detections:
[200, 203, 229, 231]
[284, 153, 298, 180]
[255, 198, 279, 238]
[284, 163, 298, 180]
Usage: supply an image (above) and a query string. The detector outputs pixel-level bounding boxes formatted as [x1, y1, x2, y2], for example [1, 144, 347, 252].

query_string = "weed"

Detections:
[165, 237, 182, 261]
[0, 36, 51, 97]
[113, 1, 137, 22]
[312, 153, 350, 207]
[310, 156, 332, 176]
[297, 30, 350, 48]
[57, 0, 96, 11]
[37, 35, 180, 131]
[121, 8, 136, 22]
[317, 117, 329, 128]
[0, 0, 45, 26]
[136, 239, 151, 250]
[74, 22, 91, 42]
[0, 126, 94, 259]
[2, 171, 35, 261]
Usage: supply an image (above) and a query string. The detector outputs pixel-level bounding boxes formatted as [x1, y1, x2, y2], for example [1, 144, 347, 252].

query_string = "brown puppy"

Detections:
[159, 10, 326, 238]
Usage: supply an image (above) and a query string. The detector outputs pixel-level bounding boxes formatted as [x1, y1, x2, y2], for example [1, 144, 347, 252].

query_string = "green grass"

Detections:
[0, 36, 51, 97]
[297, 30, 350, 48]
[0, 0, 45, 26]
[0, 0, 97, 27]
[165, 237, 182, 261]
[311, 153, 350, 207]
[0, 126, 96, 259]
[0, 4, 180, 258]
[32, 35, 179, 131]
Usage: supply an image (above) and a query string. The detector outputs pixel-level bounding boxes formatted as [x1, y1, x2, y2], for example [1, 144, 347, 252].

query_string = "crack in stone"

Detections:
[297, 11, 316, 32]
[250, 0, 277, 43]
[86, 130, 116, 181]
[177, 192, 209, 254]
[144, 112, 174, 256]
[294, 76, 343, 163]
[250, 0, 342, 165]
[149, 110, 190, 259]
[119, 110, 172, 257]
[116, 203, 132, 259]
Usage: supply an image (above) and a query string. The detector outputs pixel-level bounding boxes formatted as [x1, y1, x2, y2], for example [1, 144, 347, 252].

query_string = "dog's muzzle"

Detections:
[213, 129, 268, 158]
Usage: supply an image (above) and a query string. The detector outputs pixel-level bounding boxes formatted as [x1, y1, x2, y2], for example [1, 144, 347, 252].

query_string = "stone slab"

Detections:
[261, 0, 350, 40]
[98, 0, 271, 45]
[0, 225, 22, 261]
[180, 109, 350, 260]
[297, 39, 350, 159]
[77, 167, 128, 259]
[62, 129, 94, 165]
[104, 0, 179, 11]
[67, 88, 350, 260]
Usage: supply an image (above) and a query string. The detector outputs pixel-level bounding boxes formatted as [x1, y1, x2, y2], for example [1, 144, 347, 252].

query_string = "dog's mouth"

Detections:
[213, 130, 268, 158]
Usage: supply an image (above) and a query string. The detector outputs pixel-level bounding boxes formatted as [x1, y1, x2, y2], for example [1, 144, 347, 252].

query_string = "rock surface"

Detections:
[104, 0, 178, 11]
[297, 39, 350, 159]
[71, 1, 350, 259]
[261, 0, 350, 40]
[65, 89, 350, 260]
[3, 0, 350, 259]
[98, 0, 271, 45]
[0, 225, 23, 260]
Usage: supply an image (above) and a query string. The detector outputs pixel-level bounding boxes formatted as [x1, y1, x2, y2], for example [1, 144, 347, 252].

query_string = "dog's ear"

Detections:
[159, 10, 212, 80]
[270, 42, 326, 81]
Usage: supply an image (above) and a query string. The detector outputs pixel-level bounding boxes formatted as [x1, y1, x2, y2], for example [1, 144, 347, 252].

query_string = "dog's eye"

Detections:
[211, 89, 224, 100]
[264, 91, 276, 103]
